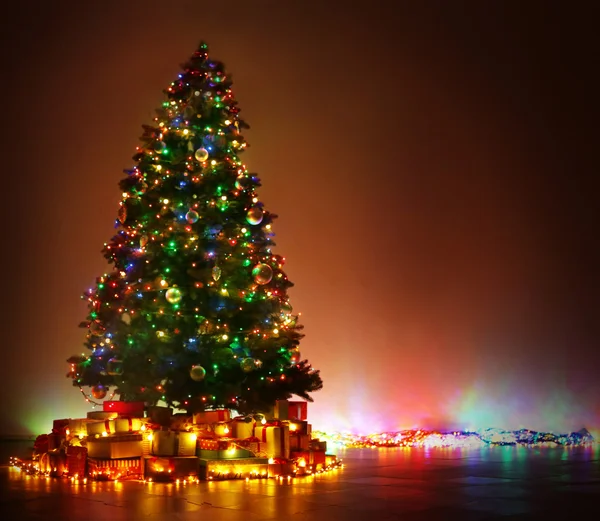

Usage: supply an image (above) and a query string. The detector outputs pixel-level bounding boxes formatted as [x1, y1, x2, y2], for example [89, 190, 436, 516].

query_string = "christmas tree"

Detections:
[67, 42, 322, 414]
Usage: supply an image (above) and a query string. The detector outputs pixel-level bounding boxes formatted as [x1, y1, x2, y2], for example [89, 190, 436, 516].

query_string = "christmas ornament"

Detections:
[240, 358, 255, 372]
[252, 263, 273, 285]
[235, 176, 251, 191]
[246, 207, 263, 225]
[165, 287, 182, 304]
[154, 141, 167, 153]
[140, 235, 149, 248]
[212, 266, 221, 281]
[186, 209, 199, 223]
[107, 358, 123, 376]
[121, 313, 131, 325]
[195, 147, 209, 162]
[190, 365, 206, 381]
[91, 384, 107, 400]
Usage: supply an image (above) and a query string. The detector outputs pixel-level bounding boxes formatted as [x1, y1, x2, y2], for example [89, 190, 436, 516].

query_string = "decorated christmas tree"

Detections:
[67, 42, 322, 414]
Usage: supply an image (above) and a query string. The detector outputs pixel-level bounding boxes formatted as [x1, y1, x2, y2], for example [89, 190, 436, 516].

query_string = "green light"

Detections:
[243, 259, 251, 267]
[128, 338, 134, 345]
[213, 364, 218, 369]
[165, 267, 171, 273]
[98, 283, 105, 289]
[90, 312, 98, 319]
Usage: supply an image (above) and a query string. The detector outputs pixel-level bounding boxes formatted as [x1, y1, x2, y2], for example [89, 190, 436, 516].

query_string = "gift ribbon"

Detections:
[258, 426, 288, 458]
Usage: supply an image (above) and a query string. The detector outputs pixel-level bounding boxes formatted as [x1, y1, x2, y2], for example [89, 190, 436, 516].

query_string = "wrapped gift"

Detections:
[236, 436, 265, 456]
[88, 457, 141, 479]
[103, 401, 145, 416]
[39, 450, 66, 477]
[287, 401, 308, 420]
[193, 409, 230, 424]
[230, 417, 256, 439]
[177, 432, 197, 456]
[191, 423, 213, 438]
[143, 456, 198, 481]
[289, 432, 310, 451]
[67, 419, 89, 438]
[47, 433, 64, 451]
[213, 421, 231, 437]
[52, 418, 70, 435]
[66, 446, 87, 477]
[34, 434, 49, 455]
[273, 400, 289, 419]
[255, 424, 290, 459]
[198, 447, 254, 460]
[309, 439, 327, 452]
[290, 450, 326, 471]
[312, 450, 326, 470]
[197, 437, 230, 451]
[114, 418, 143, 433]
[87, 434, 143, 459]
[87, 419, 116, 436]
[87, 411, 118, 420]
[150, 430, 197, 456]
[325, 454, 338, 467]
[285, 420, 311, 435]
[198, 457, 268, 480]
[268, 461, 296, 476]
[170, 413, 193, 431]
[147, 405, 172, 426]
[150, 430, 176, 456]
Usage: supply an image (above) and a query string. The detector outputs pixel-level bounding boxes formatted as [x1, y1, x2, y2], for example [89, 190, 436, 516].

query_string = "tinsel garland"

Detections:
[313, 428, 594, 449]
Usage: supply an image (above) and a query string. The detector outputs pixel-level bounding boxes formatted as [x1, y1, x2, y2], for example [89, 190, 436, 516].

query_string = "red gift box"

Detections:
[66, 446, 87, 477]
[309, 439, 327, 452]
[52, 418, 70, 435]
[287, 401, 308, 420]
[289, 432, 310, 451]
[290, 450, 326, 470]
[34, 434, 49, 455]
[143, 456, 198, 481]
[236, 436, 264, 455]
[103, 401, 145, 416]
[193, 409, 230, 424]
[88, 457, 141, 479]
[256, 424, 290, 459]
[39, 451, 66, 477]
[48, 433, 64, 451]
[197, 438, 230, 451]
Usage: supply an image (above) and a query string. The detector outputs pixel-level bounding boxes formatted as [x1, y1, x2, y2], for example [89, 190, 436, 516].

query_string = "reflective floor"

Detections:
[1, 444, 599, 520]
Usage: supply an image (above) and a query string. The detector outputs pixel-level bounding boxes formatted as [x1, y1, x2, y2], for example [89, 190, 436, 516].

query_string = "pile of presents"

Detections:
[30, 400, 341, 481]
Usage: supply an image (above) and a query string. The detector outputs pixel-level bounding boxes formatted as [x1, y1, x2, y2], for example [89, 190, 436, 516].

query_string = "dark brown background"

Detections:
[0, 1, 597, 435]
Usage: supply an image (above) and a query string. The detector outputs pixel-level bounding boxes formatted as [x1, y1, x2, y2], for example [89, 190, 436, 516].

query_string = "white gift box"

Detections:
[114, 418, 143, 433]
[230, 418, 255, 439]
[87, 411, 118, 420]
[254, 425, 290, 459]
[87, 419, 116, 436]
[150, 430, 197, 457]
